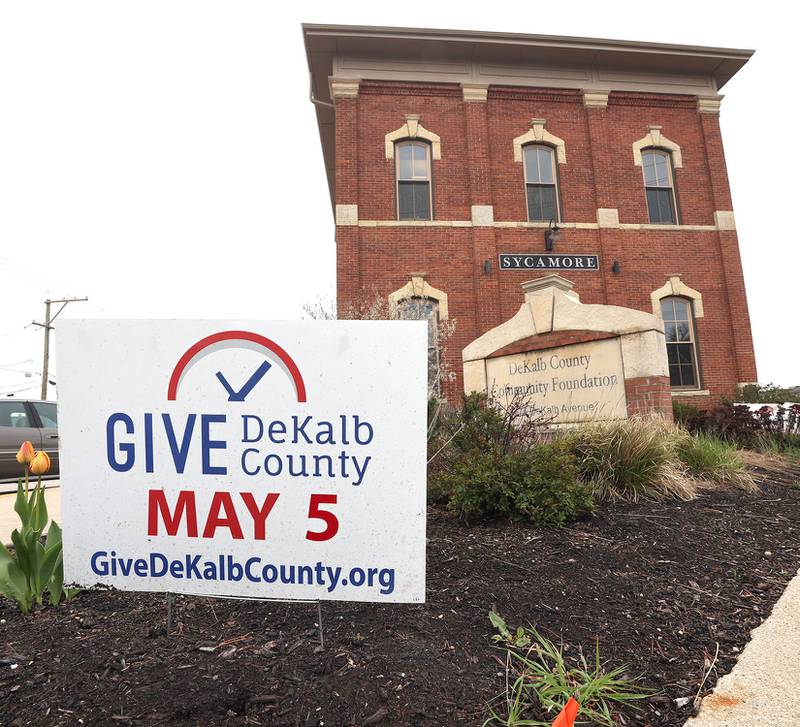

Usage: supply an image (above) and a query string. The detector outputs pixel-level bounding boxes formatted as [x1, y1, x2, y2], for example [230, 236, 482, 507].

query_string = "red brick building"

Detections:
[304, 24, 758, 405]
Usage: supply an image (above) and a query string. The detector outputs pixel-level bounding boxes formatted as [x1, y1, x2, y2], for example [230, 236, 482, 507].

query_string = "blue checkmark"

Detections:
[216, 360, 272, 402]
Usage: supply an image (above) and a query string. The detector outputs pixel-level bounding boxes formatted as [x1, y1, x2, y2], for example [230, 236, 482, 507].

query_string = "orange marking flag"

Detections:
[551, 696, 580, 727]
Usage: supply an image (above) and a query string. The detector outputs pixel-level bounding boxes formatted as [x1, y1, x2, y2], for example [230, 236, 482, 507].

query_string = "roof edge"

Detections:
[302, 23, 754, 61]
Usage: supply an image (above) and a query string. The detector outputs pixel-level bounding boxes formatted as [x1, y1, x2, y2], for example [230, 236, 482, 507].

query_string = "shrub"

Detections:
[678, 402, 760, 444]
[433, 393, 553, 460]
[676, 433, 757, 492]
[680, 400, 800, 455]
[672, 401, 702, 428]
[427, 393, 556, 504]
[485, 613, 652, 727]
[429, 395, 591, 525]
[736, 382, 799, 404]
[567, 417, 696, 502]
[436, 440, 593, 526]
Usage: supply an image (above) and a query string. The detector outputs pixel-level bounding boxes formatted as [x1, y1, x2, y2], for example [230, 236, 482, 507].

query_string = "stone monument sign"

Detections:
[463, 275, 672, 425]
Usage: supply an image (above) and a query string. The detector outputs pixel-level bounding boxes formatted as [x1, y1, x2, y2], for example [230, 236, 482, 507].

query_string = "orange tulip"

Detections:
[16, 440, 36, 465]
[552, 697, 580, 727]
[29, 450, 51, 476]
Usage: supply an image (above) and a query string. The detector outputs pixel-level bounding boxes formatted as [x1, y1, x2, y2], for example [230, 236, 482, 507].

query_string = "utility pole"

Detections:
[32, 297, 88, 400]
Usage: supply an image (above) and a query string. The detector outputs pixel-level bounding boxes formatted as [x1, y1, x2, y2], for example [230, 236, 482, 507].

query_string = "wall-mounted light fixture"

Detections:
[611, 260, 621, 274]
[544, 219, 561, 251]
[483, 259, 492, 274]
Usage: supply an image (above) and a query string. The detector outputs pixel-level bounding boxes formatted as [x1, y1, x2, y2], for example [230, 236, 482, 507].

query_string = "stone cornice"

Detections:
[609, 92, 699, 109]
[358, 80, 462, 97]
[487, 87, 582, 103]
[351, 219, 726, 231]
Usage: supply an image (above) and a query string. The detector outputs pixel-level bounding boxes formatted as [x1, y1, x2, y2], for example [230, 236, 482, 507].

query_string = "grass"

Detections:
[676, 433, 758, 492]
[485, 613, 652, 726]
[563, 419, 764, 503]
[566, 417, 697, 503]
[753, 431, 800, 465]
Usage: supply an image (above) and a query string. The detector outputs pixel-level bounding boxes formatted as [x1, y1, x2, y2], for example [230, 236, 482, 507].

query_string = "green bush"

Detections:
[567, 417, 696, 502]
[428, 392, 557, 508]
[736, 382, 799, 404]
[429, 396, 764, 522]
[436, 440, 594, 526]
[672, 401, 701, 427]
[673, 399, 800, 453]
[676, 433, 757, 491]
[431, 393, 553, 460]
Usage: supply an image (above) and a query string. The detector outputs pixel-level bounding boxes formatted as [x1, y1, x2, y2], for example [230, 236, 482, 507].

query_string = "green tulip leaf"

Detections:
[13, 481, 30, 526]
[10, 529, 32, 576]
[30, 485, 48, 533]
[38, 544, 61, 591]
[48, 552, 65, 605]
[1, 541, 32, 612]
[45, 520, 62, 551]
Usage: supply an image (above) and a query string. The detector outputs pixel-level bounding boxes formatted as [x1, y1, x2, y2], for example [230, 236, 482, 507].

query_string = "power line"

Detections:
[0, 256, 49, 284]
[0, 359, 35, 372]
[0, 382, 39, 397]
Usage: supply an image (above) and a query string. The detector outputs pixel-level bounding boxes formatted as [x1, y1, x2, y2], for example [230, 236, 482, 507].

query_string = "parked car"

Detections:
[0, 399, 59, 483]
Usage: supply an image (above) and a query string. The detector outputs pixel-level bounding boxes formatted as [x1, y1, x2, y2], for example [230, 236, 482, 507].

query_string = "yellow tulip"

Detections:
[29, 450, 51, 476]
[16, 440, 36, 465]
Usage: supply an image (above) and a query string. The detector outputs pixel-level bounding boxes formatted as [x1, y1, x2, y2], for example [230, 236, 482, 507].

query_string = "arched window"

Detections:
[396, 140, 432, 220]
[660, 296, 700, 389]
[524, 144, 559, 222]
[397, 296, 441, 396]
[642, 148, 678, 224]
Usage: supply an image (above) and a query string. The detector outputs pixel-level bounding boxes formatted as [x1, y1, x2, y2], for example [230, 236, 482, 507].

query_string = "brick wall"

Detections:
[334, 81, 758, 404]
[625, 376, 674, 420]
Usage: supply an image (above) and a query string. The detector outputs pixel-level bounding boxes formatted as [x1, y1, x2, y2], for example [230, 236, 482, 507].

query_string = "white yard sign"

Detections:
[56, 320, 427, 603]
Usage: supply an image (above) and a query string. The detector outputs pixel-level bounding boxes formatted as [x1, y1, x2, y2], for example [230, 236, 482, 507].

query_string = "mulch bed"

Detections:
[2, 463, 800, 727]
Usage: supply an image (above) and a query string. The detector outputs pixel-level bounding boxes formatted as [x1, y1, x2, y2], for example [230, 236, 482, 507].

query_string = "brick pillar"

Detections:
[463, 85, 502, 332]
[698, 109, 758, 384]
[698, 111, 733, 209]
[333, 91, 360, 315]
[624, 375, 673, 420]
[583, 94, 618, 306]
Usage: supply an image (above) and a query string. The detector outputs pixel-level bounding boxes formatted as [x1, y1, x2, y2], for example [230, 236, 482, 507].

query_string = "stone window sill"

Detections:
[671, 389, 710, 397]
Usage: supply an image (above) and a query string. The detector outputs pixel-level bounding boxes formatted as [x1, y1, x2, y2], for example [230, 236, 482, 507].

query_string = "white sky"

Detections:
[0, 0, 797, 398]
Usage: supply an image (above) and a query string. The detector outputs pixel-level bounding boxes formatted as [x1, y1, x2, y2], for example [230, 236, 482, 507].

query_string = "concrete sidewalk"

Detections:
[0, 484, 61, 545]
[685, 568, 800, 726]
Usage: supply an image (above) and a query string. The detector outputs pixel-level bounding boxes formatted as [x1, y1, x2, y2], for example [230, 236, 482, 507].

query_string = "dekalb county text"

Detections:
[105, 413, 377, 542]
